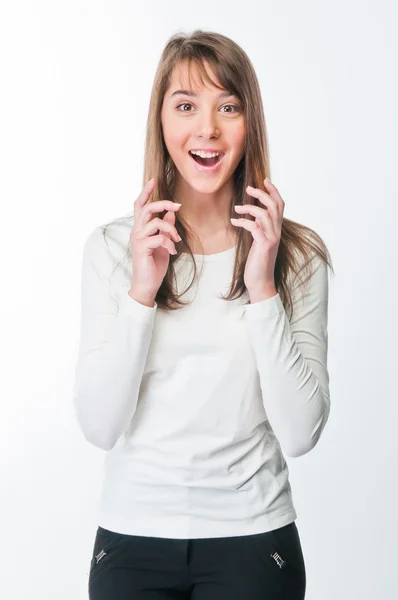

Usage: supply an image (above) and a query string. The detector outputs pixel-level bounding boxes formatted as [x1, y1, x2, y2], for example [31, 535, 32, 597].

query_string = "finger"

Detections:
[141, 201, 181, 226]
[141, 233, 177, 255]
[133, 179, 157, 230]
[234, 204, 276, 237]
[259, 210, 277, 239]
[135, 178, 157, 210]
[263, 179, 285, 213]
[246, 186, 280, 222]
[230, 217, 267, 244]
[134, 178, 180, 222]
[139, 216, 181, 243]
[163, 210, 182, 242]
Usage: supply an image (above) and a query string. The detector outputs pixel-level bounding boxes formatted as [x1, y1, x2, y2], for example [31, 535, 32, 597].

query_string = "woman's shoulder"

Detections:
[85, 212, 134, 259]
[82, 212, 135, 282]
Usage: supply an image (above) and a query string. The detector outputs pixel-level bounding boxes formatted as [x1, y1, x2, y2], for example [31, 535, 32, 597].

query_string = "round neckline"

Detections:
[178, 243, 237, 262]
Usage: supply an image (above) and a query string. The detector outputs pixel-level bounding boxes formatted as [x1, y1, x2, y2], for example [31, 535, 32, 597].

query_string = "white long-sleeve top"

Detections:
[73, 215, 330, 539]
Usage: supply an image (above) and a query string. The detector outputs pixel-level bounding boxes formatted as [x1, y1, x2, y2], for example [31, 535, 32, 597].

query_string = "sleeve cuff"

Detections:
[118, 288, 158, 323]
[244, 292, 284, 321]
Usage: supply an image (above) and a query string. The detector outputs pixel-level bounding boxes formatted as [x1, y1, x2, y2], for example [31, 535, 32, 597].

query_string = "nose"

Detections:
[196, 107, 220, 140]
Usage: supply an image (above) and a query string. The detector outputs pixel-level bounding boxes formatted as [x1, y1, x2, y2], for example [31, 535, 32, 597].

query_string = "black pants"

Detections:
[88, 521, 306, 599]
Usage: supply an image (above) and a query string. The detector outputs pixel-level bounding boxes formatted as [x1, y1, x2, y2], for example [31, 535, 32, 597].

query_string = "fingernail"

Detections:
[148, 178, 155, 185]
[175, 203, 182, 207]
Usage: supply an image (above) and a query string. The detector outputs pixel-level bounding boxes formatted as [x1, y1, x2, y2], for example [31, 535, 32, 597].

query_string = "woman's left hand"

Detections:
[230, 178, 284, 298]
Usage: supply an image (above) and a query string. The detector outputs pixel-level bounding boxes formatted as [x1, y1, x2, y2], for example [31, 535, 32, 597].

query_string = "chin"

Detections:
[181, 167, 230, 188]
[187, 179, 225, 193]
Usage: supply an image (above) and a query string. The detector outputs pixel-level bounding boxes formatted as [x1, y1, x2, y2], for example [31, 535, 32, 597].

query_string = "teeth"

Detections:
[190, 150, 221, 158]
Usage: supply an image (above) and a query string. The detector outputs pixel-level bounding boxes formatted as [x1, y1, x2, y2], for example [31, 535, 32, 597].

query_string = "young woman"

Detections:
[73, 29, 333, 600]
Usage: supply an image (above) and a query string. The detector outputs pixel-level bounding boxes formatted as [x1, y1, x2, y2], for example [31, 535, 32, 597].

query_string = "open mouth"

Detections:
[189, 151, 225, 168]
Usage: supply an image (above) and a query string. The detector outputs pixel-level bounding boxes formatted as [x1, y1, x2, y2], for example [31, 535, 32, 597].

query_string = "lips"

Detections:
[188, 150, 226, 171]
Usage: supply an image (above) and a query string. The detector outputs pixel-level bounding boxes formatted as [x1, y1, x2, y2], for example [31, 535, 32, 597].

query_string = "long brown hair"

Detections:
[108, 29, 334, 317]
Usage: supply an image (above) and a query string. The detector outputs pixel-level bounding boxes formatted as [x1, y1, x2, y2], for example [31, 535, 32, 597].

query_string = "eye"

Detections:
[176, 103, 241, 113]
[176, 103, 194, 112]
[222, 104, 239, 112]
[220, 104, 240, 113]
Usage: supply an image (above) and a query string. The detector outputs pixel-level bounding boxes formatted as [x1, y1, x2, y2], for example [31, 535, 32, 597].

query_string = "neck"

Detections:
[173, 176, 235, 236]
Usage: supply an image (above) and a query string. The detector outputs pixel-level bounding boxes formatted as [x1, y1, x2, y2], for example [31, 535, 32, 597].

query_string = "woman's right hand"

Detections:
[128, 178, 182, 306]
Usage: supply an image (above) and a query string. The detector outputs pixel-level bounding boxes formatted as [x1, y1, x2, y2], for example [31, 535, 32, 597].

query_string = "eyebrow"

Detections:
[170, 89, 235, 99]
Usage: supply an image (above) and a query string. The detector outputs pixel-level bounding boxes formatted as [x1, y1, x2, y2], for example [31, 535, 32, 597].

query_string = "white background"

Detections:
[1, 1, 397, 598]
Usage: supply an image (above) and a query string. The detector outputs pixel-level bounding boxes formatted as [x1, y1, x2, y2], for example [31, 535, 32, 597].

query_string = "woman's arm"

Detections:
[73, 226, 157, 451]
[244, 253, 330, 458]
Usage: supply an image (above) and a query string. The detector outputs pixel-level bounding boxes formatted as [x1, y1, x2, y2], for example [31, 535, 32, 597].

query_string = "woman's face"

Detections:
[160, 61, 245, 194]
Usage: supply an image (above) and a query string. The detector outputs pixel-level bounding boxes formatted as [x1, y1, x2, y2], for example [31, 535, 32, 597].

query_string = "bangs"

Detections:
[174, 55, 244, 106]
